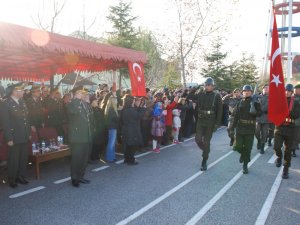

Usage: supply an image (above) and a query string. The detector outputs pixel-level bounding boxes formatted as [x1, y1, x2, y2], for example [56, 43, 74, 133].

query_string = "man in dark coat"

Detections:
[274, 84, 300, 179]
[195, 77, 223, 171]
[67, 86, 93, 187]
[231, 85, 261, 174]
[0, 83, 31, 188]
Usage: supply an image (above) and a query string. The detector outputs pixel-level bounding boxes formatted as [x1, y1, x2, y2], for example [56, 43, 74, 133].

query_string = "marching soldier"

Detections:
[222, 88, 241, 146]
[231, 85, 261, 174]
[292, 84, 300, 157]
[195, 77, 223, 171]
[274, 84, 300, 179]
[67, 86, 93, 187]
[255, 84, 270, 154]
[0, 83, 31, 188]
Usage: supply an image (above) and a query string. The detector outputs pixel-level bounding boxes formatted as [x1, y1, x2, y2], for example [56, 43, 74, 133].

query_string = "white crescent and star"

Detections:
[270, 47, 283, 88]
[132, 63, 142, 82]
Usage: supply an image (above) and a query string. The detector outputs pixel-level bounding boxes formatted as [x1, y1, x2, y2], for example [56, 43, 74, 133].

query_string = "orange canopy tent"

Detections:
[0, 22, 147, 81]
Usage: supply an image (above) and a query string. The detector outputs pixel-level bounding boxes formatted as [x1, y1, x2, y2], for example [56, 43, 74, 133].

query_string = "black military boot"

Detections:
[260, 144, 265, 154]
[292, 149, 296, 157]
[257, 139, 261, 150]
[275, 158, 282, 167]
[243, 163, 248, 174]
[282, 166, 289, 179]
[268, 138, 272, 147]
[239, 155, 244, 163]
[230, 137, 234, 146]
[200, 159, 207, 171]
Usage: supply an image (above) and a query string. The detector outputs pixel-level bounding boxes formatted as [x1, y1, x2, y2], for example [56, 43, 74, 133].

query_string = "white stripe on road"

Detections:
[185, 153, 261, 225]
[268, 154, 277, 164]
[54, 177, 71, 184]
[115, 151, 234, 225]
[9, 186, 46, 199]
[255, 167, 283, 225]
[92, 165, 110, 172]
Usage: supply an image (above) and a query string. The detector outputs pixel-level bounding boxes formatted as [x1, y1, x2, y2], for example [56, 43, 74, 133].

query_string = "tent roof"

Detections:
[0, 22, 147, 81]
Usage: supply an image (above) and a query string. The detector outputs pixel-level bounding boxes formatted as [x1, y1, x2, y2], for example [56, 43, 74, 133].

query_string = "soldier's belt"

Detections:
[239, 119, 254, 124]
[199, 110, 215, 115]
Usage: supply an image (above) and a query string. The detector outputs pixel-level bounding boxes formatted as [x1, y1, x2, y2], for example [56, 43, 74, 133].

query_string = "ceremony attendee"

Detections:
[292, 84, 300, 157]
[195, 77, 223, 171]
[231, 85, 261, 174]
[172, 108, 181, 144]
[151, 101, 165, 153]
[0, 83, 31, 188]
[0, 81, 5, 98]
[67, 86, 93, 187]
[274, 84, 300, 179]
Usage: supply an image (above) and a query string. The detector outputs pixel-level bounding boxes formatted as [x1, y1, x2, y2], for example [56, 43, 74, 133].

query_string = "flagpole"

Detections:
[287, 0, 293, 82]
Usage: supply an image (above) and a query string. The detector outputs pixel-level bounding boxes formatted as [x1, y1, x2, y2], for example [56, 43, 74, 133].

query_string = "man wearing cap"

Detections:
[231, 85, 261, 174]
[222, 88, 241, 146]
[0, 83, 31, 188]
[274, 84, 300, 179]
[25, 85, 45, 134]
[292, 84, 300, 157]
[255, 84, 270, 154]
[195, 77, 223, 171]
[67, 86, 93, 187]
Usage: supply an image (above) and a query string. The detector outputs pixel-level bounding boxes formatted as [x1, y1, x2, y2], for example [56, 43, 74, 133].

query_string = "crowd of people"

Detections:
[0, 77, 299, 188]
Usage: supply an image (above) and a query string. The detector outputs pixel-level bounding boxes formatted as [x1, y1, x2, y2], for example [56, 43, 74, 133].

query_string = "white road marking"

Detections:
[116, 152, 124, 156]
[92, 165, 110, 172]
[115, 151, 234, 225]
[9, 186, 46, 199]
[185, 153, 261, 225]
[54, 177, 71, 184]
[255, 167, 283, 225]
[268, 154, 277, 164]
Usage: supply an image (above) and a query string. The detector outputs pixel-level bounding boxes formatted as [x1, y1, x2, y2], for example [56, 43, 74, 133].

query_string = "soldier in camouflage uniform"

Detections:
[222, 88, 241, 146]
[255, 84, 270, 154]
[274, 84, 300, 179]
[292, 84, 300, 157]
[231, 85, 261, 174]
[195, 77, 223, 171]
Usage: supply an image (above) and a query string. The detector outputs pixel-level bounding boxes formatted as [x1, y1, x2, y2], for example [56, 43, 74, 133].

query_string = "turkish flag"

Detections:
[128, 61, 146, 96]
[268, 14, 289, 126]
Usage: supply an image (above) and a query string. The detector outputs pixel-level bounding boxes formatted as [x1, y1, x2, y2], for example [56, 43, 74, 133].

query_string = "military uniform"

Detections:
[195, 78, 223, 171]
[45, 96, 65, 137]
[25, 96, 44, 129]
[274, 94, 300, 178]
[67, 88, 93, 187]
[222, 92, 241, 145]
[292, 92, 300, 156]
[0, 83, 31, 187]
[232, 85, 261, 174]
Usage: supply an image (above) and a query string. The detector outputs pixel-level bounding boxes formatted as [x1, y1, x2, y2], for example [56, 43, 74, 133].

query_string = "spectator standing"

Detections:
[151, 101, 165, 153]
[172, 109, 181, 144]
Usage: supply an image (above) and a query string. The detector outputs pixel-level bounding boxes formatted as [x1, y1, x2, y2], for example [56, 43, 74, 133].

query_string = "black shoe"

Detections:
[71, 179, 80, 187]
[9, 182, 18, 188]
[243, 164, 248, 174]
[200, 160, 207, 171]
[239, 156, 244, 163]
[257, 139, 261, 150]
[268, 138, 272, 147]
[16, 177, 29, 185]
[292, 150, 296, 157]
[275, 158, 282, 167]
[230, 137, 234, 146]
[79, 178, 90, 184]
[282, 167, 289, 179]
[260, 144, 265, 154]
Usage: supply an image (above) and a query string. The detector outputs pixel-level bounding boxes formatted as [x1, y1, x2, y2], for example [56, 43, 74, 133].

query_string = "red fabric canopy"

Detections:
[0, 22, 147, 81]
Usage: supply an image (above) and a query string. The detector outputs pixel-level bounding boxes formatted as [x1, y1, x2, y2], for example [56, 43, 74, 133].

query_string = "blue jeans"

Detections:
[106, 129, 116, 161]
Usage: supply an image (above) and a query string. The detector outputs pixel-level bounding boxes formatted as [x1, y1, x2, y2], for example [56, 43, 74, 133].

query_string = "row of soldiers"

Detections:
[195, 77, 300, 178]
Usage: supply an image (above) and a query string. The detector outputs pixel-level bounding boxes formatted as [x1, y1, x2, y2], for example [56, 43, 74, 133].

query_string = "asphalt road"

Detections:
[0, 127, 299, 225]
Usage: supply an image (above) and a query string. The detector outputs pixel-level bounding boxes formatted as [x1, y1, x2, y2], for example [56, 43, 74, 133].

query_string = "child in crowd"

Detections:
[151, 101, 165, 153]
[172, 109, 181, 144]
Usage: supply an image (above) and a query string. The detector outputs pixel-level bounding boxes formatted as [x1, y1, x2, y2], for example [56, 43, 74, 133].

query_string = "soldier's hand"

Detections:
[7, 141, 14, 146]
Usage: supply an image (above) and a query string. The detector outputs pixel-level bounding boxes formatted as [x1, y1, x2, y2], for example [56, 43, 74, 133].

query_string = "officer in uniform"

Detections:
[25, 85, 45, 134]
[195, 77, 223, 171]
[231, 85, 261, 174]
[292, 83, 300, 157]
[222, 88, 241, 146]
[255, 84, 270, 154]
[67, 86, 93, 187]
[0, 83, 31, 188]
[274, 84, 300, 179]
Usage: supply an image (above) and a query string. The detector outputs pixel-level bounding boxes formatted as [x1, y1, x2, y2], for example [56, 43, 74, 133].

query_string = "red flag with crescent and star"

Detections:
[128, 61, 146, 96]
[268, 13, 289, 126]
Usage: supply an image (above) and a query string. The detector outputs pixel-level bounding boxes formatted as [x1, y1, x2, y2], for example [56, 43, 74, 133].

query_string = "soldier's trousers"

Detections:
[255, 123, 269, 143]
[227, 116, 234, 139]
[268, 123, 275, 140]
[234, 134, 254, 164]
[292, 126, 300, 150]
[70, 143, 91, 181]
[8, 143, 28, 182]
[195, 125, 214, 160]
[274, 131, 293, 167]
